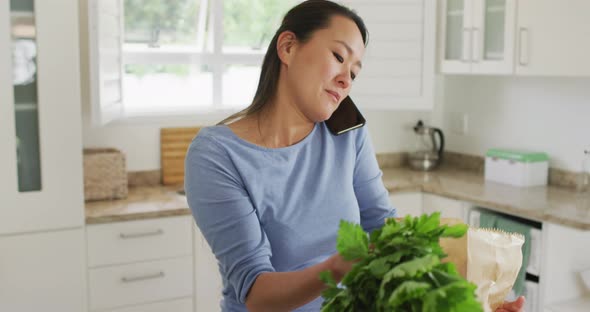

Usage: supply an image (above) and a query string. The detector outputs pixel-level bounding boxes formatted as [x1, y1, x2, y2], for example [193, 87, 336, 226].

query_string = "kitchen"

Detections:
[1, 0, 590, 311]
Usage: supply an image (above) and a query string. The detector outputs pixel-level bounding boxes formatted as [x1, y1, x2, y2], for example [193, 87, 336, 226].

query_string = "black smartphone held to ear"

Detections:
[325, 96, 366, 135]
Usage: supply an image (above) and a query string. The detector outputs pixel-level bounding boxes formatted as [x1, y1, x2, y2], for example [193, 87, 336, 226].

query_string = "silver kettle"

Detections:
[408, 120, 445, 171]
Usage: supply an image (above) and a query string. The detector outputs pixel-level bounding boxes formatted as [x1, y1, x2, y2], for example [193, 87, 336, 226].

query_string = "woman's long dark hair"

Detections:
[217, 0, 368, 125]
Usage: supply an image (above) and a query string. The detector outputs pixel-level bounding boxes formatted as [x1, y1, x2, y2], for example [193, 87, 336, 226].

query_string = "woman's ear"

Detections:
[276, 31, 298, 66]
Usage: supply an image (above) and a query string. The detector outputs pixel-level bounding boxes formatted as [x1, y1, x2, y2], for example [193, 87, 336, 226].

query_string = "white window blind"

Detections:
[88, 0, 125, 125]
[342, 0, 435, 110]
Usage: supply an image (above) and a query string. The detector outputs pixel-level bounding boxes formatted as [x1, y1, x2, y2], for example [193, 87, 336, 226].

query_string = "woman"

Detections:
[185, 1, 525, 311]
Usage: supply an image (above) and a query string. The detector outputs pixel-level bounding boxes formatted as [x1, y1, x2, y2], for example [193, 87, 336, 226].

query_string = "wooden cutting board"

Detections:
[160, 127, 201, 185]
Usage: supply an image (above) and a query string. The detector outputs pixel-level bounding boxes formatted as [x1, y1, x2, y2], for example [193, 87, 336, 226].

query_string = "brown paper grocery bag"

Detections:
[393, 217, 523, 311]
[438, 218, 524, 312]
[439, 218, 468, 278]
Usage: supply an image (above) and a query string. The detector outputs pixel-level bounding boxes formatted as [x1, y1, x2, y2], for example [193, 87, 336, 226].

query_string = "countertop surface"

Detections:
[85, 166, 590, 230]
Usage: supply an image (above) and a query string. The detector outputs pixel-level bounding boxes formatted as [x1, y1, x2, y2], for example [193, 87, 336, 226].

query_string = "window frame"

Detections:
[119, 0, 277, 122]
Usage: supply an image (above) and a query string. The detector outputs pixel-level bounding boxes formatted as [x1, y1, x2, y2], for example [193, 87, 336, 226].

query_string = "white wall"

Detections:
[442, 76, 590, 171]
[81, 110, 429, 171]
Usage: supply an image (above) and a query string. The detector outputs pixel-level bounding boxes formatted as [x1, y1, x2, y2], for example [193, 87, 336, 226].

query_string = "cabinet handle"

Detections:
[121, 271, 165, 283]
[472, 27, 480, 63]
[119, 228, 164, 239]
[461, 28, 472, 62]
[519, 27, 529, 66]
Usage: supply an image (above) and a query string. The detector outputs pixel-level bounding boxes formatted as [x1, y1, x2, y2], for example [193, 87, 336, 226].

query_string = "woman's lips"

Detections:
[326, 90, 340, 102]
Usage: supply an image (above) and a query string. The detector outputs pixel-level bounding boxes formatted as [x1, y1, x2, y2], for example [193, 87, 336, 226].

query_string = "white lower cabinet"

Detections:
[389, 192, 469, 222]
[539, 223, 590, 309]
[86, 216, 194, 312]
[101, 298, 193, 312]
[88, 257, 193, 311]
[389, 192, 423, 217]
[194, 226, 223, 312]
[86, 216, 193, 267]
[0, 228, 87, 312]
[422, 193, 469, 222]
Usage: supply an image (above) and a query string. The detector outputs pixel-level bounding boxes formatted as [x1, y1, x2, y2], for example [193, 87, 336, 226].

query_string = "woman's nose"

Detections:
[337, 72, 351, 89]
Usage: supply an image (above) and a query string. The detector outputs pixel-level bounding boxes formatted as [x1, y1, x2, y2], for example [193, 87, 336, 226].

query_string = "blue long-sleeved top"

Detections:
[185, 122, 396, 311]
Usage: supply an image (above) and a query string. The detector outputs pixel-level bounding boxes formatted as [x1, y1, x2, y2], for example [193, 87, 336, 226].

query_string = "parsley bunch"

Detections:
[320, 212, 483, 312]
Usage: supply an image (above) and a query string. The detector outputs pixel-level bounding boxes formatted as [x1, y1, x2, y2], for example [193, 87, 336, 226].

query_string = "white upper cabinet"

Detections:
[516, 0, 590, 76]
[342, 0, 436, 110]
[0, 0, 84, 235]
[439, 0, 517, 75]
[440, 0, 590, 77]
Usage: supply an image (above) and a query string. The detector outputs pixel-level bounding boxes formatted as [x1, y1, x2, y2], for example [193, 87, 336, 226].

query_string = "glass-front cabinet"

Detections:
[0, 0, 84, 234]
[9, 0, 41, 192]
[439, 0, 516, 74]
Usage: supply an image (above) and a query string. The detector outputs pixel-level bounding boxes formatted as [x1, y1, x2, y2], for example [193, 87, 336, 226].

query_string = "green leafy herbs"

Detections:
[320, 212, 482, 312]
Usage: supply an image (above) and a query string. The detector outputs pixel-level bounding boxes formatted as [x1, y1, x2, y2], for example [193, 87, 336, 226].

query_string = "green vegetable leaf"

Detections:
[442, 223, 469, 238]
[416, 212, 441, 233]
[319, 270, 337, 288]
[422, 280, 483, 312]
[336, 220, 369, 261]
[385, 254, 440, 282]
[321, 213, 482, 312]
[367, 257, 390, 277]
[387, 280, 432, 307]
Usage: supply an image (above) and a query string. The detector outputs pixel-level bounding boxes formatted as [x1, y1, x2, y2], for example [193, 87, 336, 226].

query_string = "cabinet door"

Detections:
[194, 226, 223, 312]
[389, 192, 423, 218]
[422, 193, 468, 222]
[540, 222, 590, 306]
[0, 229, 87, 312]
[471, 0, 517, 74]
[439, 0, 474, 73]
[516, 0, 590, 76]
[0, 0, 84, 235]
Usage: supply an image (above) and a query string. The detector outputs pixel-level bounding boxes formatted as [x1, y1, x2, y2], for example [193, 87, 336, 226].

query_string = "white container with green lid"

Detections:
[485, 148, 549, 187]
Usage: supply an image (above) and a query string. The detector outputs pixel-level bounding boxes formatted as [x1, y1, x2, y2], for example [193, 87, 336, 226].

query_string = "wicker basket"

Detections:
[83, 148, 128, 201]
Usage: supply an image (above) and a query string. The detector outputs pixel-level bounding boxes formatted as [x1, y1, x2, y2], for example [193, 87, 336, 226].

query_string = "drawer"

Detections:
[89, 256, 193, 311]
[99, 297, 193, 312]
[87, 216, 193, 267]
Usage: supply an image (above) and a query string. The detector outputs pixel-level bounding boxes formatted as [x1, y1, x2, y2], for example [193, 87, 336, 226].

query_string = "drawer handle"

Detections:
[121, 271, 165, 283]
[119, 228, 164, 239]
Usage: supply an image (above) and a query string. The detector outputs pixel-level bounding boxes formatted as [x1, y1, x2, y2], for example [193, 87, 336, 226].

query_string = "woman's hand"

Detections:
[495, 296, 525, 312]
[326, 253, 356, 282]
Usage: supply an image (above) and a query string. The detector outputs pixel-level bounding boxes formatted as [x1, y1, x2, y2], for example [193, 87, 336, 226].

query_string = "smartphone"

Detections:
[325, 96, 366, 135]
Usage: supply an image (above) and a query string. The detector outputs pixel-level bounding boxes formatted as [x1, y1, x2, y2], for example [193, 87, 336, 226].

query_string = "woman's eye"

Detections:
[333, 52, 344, 63]
[351, 72, 356, 81]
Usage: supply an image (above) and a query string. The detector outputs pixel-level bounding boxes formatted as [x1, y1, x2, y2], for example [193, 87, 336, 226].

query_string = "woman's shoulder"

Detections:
[195, 124, 228, 139]
[188, 125, 232, 153]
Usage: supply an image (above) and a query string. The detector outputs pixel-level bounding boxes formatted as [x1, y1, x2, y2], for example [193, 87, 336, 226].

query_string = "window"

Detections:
[89, 0, 435, 125]
[122, 0, 298, 117]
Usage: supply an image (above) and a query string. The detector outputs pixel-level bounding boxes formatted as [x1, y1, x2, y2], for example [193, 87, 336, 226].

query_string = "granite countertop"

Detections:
[85, 166, 590, 230]
[85, 185, 190, 224]
[382, 166, 590, 230]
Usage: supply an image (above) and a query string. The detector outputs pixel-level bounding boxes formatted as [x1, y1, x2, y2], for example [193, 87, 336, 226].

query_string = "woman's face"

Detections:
[284, 15, 365, 122]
